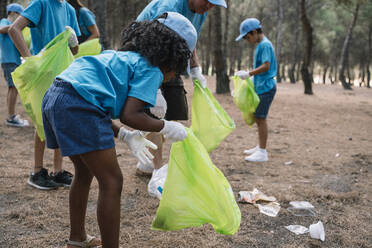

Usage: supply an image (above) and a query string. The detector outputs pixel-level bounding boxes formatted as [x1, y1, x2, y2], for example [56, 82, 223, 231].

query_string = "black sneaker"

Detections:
[50, 170, 73, 187]
[27, 168, 59, 190]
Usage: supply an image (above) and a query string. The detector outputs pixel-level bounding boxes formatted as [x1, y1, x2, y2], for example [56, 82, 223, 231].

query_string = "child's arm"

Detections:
[120, 96, 187, 142]
[250, 62, 270, 76]
[0, 25, 10, 34]
[8, 16, 31, 57]
[120, 96, 164, 132]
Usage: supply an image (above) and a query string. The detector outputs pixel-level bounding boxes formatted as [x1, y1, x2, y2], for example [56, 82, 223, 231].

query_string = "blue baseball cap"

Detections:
[7, 3, 24, 14]
[235, 18, 261, 41]
[158, 12, 197, 52]
[208, 0, 227, 8]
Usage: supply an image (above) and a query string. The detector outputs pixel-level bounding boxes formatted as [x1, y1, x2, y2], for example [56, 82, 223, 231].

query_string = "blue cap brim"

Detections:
[208, 0, 227, 8]
[235, 33, 246, 42]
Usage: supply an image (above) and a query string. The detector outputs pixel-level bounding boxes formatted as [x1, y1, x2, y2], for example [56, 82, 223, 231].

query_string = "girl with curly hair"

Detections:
[41, 12, 197, 248]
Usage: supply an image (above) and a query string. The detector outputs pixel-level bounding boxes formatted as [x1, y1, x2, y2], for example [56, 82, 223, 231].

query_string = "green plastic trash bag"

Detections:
[191, 80, 235, 153]
[12, 30, 74, 141]
[152, 128, 241, 235]
[232, 76, 260, 126]
[74, 38, 101, 59]
[22, 27, 31, 49]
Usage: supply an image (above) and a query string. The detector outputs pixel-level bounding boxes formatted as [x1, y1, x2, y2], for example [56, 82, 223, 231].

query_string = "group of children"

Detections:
[1, 0, 277, 247]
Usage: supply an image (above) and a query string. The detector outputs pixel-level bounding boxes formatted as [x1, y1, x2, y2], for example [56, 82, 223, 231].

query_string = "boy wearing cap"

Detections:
[0, 3, 29, 127]
[9, 0, 81, 190]
[136, 0, 227, 199]
[235, 18, 277, 162]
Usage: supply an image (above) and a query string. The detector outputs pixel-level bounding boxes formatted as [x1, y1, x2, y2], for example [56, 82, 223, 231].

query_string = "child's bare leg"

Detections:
[80, 147, 123, 248]
[68, 155, 94, 244]
[53, 149, 63, 173]
[146, 132, 163, 169]
[34, 132, 45, 172]
[255, 117, 268, 149]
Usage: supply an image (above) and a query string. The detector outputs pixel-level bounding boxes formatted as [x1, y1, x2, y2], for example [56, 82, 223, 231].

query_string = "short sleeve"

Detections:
[81, 8, 96, 27]
[127, 64, 163, 107]
[21, 0, 42, 27]
[258, 44, 272, 64]
[69, 8, 81, 36]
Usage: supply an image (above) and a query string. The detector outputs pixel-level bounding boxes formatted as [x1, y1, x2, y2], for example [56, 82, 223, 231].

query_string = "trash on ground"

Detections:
[257, 202, 281, 217]
[285, 225, 309, 235]
[309, 221, 325, 242]
[284, 161, 293, 165]
[238, 188, 280, 217]
[287, 201, 316, 217]
[238, 188, 276, 204]
[335, 153, 340, 158]
[285, 221, 325, 242]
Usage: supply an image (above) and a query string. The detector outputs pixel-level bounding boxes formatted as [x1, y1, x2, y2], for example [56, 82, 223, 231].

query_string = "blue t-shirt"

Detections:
[136, 0, 207, 36]
[21, 0, 81, 55]
[57, 51, 163, 119]
[78, 7, 96, 37]
[253, 36, 277, 94]
[0, 19, 21, 65]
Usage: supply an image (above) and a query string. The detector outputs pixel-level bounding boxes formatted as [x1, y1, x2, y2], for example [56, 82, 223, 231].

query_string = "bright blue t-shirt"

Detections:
[57, 51, 163, 119]
[21, 0, 81, 55]
[78, 7, 96, 37]
[0, 19, 21, 64]
[253, 36, 277, 94]
[136, 0, 207, 36]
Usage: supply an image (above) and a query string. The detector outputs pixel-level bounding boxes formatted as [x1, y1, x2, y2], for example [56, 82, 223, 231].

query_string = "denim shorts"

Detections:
[42, 79, 115, 156]
[1, 63, 19, 88]
[254, 86, 276, 119]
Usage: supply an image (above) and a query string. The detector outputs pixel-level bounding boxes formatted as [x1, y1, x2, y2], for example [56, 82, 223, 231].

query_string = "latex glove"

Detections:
[118, 127, 158, 165]
[150, 89, 167, 119]
[65, 26, 78, 48]
[190, 67, 207, 88]
[235, 70, 250, 80]
[160, 120, 187, 143]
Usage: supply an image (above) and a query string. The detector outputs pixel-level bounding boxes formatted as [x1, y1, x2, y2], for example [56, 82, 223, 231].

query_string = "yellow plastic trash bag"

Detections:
[22, 27, 31, 49]
[74, 38, 101, 59]
[191, 80, 235, 153]
[151, 128, 241, 235]
[232, 76, 260, 126]
[12, 30, 74, 141]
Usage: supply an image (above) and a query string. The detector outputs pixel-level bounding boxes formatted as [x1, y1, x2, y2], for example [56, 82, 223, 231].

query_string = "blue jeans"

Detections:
[1, 63, 19, 88]
[255, 86, 276, 119]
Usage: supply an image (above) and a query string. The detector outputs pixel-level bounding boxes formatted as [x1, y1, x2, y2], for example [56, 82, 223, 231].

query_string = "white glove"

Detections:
[65, 26, 78, 48]
[159, 120, 187, 143]
[118, 127, 158, 165]
[235, 70, 250, 80]
[190, 67, 207, 88]
[150, 89, 167, 119]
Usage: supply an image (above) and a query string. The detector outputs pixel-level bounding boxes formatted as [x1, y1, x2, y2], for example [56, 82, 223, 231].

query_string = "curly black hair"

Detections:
[119, 19, 191, 74]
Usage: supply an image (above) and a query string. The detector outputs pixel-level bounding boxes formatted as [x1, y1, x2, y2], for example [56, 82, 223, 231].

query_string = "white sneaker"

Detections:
[245, 149, 268, 162]
[136, 161, 154, 175]
[148, 164, 168, 200]
[5, 114, 29, 127]
[243, 145, 259, 155]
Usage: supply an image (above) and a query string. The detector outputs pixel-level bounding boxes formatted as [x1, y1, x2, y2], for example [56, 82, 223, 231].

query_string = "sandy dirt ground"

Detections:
[0, 73, 371, 248]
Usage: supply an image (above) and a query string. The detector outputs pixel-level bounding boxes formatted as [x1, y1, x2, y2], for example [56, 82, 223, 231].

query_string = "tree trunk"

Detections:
[212, 7, 229, 94]
[300, 0, 313, 95]
[0, 0, 8, 19]
[323, 66, 328, 84]
[205, 18, 212, 76]
[289, 1, 300, 84]
[329, 65, 334, 84]
[367, 25, 371, 88]
[281, 63, 286, 82]
[90, 0, 109, 49]
[339, 3, 359, 90]
[275, 0, 284, 83]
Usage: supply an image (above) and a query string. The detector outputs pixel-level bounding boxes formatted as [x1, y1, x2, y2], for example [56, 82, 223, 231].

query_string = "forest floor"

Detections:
[0, 74, 371, 248]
